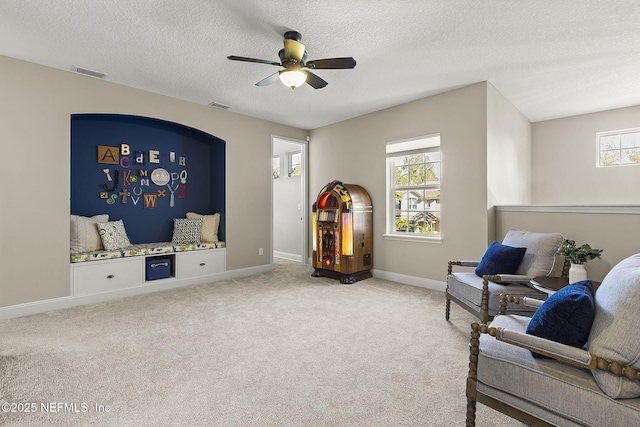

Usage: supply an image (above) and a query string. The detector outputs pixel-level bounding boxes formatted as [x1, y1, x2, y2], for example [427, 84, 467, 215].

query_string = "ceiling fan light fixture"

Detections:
[279, 70, 307, 89]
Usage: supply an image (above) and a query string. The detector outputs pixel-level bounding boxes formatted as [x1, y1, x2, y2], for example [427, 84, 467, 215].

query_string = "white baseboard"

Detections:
[0, 264, 272, 320]
[372, 269, 447, 292]
[273, 251, 302, 262]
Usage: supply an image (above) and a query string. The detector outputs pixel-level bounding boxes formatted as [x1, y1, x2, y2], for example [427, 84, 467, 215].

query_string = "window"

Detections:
[288, 151, 301, 177]
[597, 128, 640, 167]
[386, 135, 441, 239]
[272, 155, 280, 179]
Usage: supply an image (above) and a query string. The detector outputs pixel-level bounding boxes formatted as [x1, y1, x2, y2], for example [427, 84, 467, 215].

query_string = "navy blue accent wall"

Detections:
[71, 114, 225, 244]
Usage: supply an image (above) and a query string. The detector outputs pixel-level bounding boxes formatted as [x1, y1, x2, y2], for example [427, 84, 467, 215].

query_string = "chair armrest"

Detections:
[471, 322, 640, 381]
[447, 260, 479, 275]
[450, 260, 480, 267]
[483, 274, 535, 283]
[498, 294, 545, 315]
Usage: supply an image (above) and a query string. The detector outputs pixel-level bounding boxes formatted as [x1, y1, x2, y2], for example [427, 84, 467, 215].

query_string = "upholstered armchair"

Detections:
[466, 254, 640, 426]
[446, 230, 569, 323]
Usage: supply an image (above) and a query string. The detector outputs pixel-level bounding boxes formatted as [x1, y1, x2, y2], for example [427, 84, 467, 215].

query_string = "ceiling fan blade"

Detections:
[283, 39, 306, 62]
[227, 56, 281, 67]
[304, 71, 328, 89]
[306, 57, 356, 69]
[255, 72, 280, 87]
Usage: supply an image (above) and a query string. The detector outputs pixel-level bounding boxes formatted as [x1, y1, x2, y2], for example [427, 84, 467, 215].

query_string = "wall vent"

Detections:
[208, 101, 230, 110]
[74, 67, 107, 79]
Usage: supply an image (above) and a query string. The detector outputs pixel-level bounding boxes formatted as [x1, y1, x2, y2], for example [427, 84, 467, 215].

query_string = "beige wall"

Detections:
[496, 208, 640, 282]
[487, 83, 532, 206]
[532, 105, 640, 204]
[308, 83, 493, 281]
[0, 55, 307, 308]
[486, 83, 532, 240]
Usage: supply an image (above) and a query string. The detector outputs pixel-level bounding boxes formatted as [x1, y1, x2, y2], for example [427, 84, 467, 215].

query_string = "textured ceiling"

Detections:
[1, 1, 639, 130]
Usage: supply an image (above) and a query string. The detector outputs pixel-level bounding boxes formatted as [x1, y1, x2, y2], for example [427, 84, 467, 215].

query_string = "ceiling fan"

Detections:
[227, 31, 356, 90]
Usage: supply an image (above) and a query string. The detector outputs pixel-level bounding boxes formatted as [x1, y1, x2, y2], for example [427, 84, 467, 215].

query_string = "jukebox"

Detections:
[311, 180, 373, 284]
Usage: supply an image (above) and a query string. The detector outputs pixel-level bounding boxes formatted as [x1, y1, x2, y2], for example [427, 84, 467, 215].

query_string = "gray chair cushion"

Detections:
[448, 272, 546, 314]
[479, 315, 640, 426]
[589, 253, 640, 399]
[502, 229, 564, 277]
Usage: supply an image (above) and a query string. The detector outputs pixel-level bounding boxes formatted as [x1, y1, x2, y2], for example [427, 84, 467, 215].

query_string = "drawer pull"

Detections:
[200, 262, 206, 266]
[106, 274, 115, 279]
[150, 262, 169, 268]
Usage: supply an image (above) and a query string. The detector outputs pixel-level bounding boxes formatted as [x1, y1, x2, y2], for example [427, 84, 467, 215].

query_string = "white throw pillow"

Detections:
[70, 214, 109, 254]
[588, 253, 640, 399]
[97, 219, 132, 251]
[186, 212, 220, 242]
[502, 230, 564, 277]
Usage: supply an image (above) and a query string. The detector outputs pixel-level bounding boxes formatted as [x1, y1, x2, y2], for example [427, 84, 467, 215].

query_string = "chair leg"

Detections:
[480, 278, 490, 324]
[466, 323, 481, 427]
[445, 292, 451, 320]
[466, 398, 477, 427]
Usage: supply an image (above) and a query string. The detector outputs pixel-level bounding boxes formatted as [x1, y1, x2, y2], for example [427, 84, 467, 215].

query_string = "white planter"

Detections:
[569, 263, 588, 284]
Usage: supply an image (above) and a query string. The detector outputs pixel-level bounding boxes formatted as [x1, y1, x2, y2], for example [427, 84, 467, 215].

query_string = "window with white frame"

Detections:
[386, 135, 441, 238]
[288, 151, 301, 177]
[597, 128, 640, 167]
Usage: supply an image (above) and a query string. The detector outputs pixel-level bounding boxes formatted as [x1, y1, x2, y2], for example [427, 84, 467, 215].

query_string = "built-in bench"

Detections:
[70, 241, 226, 298]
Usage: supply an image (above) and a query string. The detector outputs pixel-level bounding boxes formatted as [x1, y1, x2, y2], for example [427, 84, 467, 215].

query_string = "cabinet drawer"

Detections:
[72, 258, 144, 296]
[177, 250, 225, 279]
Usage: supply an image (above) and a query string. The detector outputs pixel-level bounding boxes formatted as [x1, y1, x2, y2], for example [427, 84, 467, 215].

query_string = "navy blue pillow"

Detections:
[526, 280, 595, 357]
[475, 240, 527, 277]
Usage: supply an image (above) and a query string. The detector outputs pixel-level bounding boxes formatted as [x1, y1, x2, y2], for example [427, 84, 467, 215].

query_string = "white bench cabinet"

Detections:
[71, 248, 226, 297]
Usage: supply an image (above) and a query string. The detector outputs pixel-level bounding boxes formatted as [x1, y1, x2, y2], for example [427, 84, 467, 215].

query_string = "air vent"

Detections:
[208, 101, 230, 110]
[74, 67, 107, 79]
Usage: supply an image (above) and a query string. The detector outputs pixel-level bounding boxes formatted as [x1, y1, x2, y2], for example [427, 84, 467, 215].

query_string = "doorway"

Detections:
[272, 136, 308, 263]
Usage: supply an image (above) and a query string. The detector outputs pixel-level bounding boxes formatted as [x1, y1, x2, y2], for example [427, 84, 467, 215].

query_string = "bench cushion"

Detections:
[70, 241, 226, 263]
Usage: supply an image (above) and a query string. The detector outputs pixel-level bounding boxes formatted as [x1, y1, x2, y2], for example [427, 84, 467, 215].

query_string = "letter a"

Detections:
[97, 146, 119, 164]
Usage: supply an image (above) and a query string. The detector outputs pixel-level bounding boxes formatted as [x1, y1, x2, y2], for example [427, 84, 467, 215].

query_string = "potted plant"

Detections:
[559, 240, 603, 283]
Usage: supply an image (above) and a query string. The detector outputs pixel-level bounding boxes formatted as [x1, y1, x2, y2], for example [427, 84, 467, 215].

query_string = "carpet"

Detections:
[0, 259, 523, 426]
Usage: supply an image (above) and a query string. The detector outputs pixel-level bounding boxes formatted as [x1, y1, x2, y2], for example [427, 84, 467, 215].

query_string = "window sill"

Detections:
[383, 233, 442, 244]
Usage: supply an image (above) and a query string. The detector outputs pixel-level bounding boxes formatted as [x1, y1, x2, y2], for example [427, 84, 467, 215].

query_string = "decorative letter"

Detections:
[97, 146, 119, 164]
[119, 188, 130, 204]
[157, 189, 166, 197]
[122, 170, 131, 186]
[119, 156, 130, 168]
[134, 151, 146, 165]
[178, 185, 186, 199]
[140, 178, 149, 187]
[99, 170, 119, 192]
[149, 150, 160, 163]
[180, 170, 188, 184]
[170, 152, 176, 162]
[167, 183, 179, 207]
[179, 157, 186, 166]
[143, 193, 157, 209]
[120, 144, 130, 155]
[138, 169, 148, 177]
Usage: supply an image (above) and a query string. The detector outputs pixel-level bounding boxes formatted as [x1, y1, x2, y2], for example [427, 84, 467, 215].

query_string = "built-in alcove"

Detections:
[71, 114, 225, 243]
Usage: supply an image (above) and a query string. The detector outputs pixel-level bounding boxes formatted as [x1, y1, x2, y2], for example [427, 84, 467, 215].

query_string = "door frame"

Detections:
[271, 135, 308, 264]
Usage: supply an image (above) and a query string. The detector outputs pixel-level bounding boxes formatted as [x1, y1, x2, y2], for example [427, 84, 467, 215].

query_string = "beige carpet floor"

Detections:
[0, 259, 523, 426]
